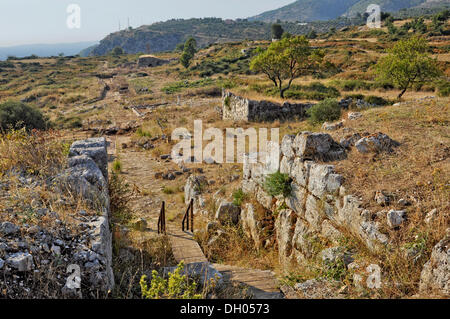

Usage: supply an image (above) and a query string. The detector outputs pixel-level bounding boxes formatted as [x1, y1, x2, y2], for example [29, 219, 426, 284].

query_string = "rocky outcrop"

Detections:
[241, 132, 389, 268]
[419, 229, 450, 296]
[222, 91, 312, 122]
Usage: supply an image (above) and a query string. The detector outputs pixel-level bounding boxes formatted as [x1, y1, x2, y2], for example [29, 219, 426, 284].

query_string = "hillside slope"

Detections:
[248, 0, 447, 22]
[248, 0, 360, 22]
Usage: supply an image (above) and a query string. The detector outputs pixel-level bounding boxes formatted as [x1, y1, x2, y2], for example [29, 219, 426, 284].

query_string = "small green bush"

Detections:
[264, 171, 292, 199]
[232, 188, 247, 207]
[0, 101, 48, 132]
[307, 98, 341, 124]
[112, 159, 122, 173]
[136, 127, 152, 138]
[436, 80, 450, 97]
[140, 262, 201, 299]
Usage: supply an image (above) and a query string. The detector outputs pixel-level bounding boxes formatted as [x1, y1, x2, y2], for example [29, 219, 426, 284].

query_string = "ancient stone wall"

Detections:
[66, 137, 114, 295]
[241, 132, 389, 268]
[222, 91, 312, 122]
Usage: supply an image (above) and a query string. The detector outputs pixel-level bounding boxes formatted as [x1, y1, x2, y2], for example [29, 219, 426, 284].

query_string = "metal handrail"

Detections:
[182, 198, 194, 232]
[158, 201, 166, 234]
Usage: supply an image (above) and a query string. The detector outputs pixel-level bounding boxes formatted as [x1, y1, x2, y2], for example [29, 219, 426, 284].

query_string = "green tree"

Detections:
[110, 47, 124, 56]
[184, 37, 197, 56]
[376, 36, 441, 99]
[179, 37, 197, 69]
[271, 24, 284, 40]
[250, 36, 323, 98]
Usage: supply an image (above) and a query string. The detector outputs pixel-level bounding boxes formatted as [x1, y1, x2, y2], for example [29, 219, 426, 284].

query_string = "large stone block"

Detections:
[293, 132, 346, 162]
[308, 164, 343, 198]
[241, 203, 263, 248]
[215, 202, 241, 225]
[304, 195, 324, 232]
[281, 135, 296, 160]
[69, 138, 108, 180]
[286, 183, 307, 216]
[291, 158, 313, 187]
[276, 210, 297, 266]
[292, 218, 318, 260]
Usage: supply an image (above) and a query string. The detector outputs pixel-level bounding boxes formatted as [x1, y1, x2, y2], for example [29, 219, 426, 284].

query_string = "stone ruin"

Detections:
[137, 55, 170, 68]
[222, 91, 313, 122]
[237, 131, 448, 296]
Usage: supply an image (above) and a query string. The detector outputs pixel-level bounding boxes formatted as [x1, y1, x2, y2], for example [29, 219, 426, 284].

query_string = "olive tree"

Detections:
[250, 36, 324, 98]
[376, 36, 441, 99]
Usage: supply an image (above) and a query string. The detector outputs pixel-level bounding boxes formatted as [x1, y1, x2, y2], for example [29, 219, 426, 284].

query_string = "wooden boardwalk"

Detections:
[168, 226, 208, 264]
[166, 225, 283, 299]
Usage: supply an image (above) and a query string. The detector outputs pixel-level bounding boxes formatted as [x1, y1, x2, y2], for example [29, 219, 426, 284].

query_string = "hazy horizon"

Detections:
[0, 0, 294, 47]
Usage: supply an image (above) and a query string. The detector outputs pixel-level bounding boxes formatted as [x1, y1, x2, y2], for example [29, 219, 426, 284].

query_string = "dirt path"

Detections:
[108, 133, 283, 299]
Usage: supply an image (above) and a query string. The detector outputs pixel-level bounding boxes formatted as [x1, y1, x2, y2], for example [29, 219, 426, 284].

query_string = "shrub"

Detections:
[436, 80, 450, 97]
[232, 188, 247, 207]
[0, 101, 48, 132]
[307, 98, 341, 124]
[109, 171, 133, 224]
[140, 262, 201, 299]
[264, 171, 292, 199]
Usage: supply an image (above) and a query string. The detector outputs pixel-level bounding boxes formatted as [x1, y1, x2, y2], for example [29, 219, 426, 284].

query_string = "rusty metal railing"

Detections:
[182, 198, 194, 232]
[158, 201, 166, 234]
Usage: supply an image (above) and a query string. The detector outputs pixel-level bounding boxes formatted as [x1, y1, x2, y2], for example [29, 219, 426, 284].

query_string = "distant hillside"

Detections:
[0, 41, 98, 61]
[248, 0, 361, 22]
[89, 17, 362, 56]
[344, 0, 426, 17]
[248, 0, 449, 22]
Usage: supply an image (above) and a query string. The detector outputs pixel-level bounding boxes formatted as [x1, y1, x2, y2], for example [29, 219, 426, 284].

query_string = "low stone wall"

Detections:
[222, 91, 312, 122]
[65, 137, 114, 295]
[241, 132, 389, 268]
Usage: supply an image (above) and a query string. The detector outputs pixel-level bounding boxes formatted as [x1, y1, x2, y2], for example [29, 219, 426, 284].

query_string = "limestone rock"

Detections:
[293, 132, 346, 162]
[348, 112, 363, 120]
[276, 210, 297, 266]
[307, 164, 343, 198]
[241, 203, 262, 247]
[340, 133, 362, 149]
[387, 210, 406, 228]
[281, 135, 296, 159]
[322, 121, 344, 131]
[419, 229, 450, 296]
[215, 202, 241, 225]
[6, 252, 34, 271]
[0, 222, 20, 236]
[355, 133, 400, 154]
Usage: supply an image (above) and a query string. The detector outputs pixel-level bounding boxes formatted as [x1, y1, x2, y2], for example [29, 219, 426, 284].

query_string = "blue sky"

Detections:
[0, 0, 294, 47]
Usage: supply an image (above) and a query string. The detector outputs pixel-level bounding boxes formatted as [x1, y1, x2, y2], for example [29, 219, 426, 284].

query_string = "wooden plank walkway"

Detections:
[168, 226, 208, 264]
[213, 264, 283, 299]
[166, 225, 283, 299]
